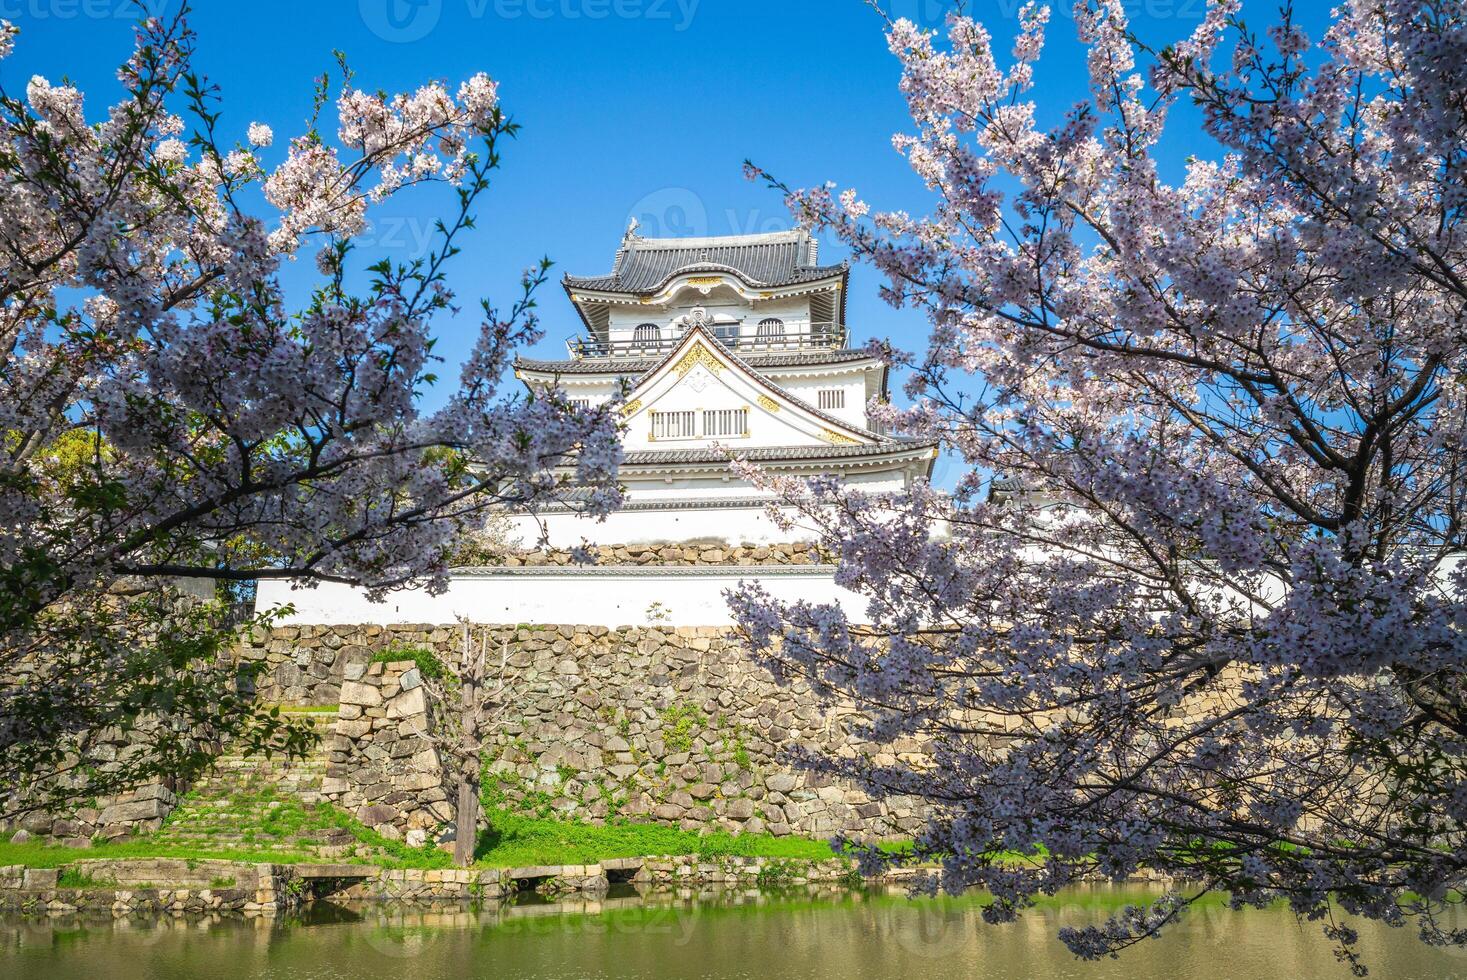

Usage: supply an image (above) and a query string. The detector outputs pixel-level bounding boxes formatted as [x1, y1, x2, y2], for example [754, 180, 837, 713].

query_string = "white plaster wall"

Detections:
[256, 568, 869, 627]
[503, 504, 827, 549]
[776, 372, 871, 430]
[606, 294, 815, 342]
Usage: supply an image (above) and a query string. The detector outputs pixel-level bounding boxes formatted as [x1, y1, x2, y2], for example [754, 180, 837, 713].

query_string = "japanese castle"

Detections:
[508, 225, 938, 547]
[259, 226, 936, 625]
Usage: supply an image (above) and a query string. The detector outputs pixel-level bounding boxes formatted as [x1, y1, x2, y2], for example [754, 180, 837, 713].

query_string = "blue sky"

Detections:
[2, 0, 1313, 486]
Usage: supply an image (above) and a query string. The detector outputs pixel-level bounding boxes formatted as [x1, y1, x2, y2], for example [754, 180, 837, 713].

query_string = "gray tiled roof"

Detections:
[564, 230, 846, 294]
[622, 441, 936, 467]
[516, 348, 880, 375]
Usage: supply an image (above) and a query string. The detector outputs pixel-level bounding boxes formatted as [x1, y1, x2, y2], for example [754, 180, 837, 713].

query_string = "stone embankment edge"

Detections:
[0, 855, 888, 916]
[0, 856, 1190, 918]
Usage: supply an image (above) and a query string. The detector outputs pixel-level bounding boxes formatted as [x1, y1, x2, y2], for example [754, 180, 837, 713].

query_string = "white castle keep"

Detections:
[259, 226, 936, 626]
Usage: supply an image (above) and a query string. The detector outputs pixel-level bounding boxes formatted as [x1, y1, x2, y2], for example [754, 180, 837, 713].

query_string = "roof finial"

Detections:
[624, 217, 640, 242]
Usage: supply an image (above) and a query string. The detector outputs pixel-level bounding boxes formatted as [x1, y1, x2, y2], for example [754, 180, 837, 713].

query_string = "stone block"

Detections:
[339, 680, 381, 707]
[23, 868, 59, 889]
[387, 687, 426, 719]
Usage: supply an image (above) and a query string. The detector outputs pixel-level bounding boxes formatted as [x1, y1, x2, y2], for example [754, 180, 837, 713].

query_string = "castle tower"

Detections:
[508, 227, 937, 547]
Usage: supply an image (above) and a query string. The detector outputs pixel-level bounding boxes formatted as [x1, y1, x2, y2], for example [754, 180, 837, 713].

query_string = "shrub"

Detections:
[370, 646, 448, 681]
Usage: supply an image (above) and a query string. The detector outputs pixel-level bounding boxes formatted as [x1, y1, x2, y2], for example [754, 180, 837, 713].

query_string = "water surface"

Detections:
[3, 884, 1462, 979]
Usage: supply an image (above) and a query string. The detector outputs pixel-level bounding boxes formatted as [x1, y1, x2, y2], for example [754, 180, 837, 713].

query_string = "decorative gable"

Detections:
[617, 328, 884, 455]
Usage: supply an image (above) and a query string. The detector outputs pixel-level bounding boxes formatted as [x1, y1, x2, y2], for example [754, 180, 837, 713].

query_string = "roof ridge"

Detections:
[515, 347, 882, 375]
[625, 229, 809, 249]
[620, 442, 938, 466]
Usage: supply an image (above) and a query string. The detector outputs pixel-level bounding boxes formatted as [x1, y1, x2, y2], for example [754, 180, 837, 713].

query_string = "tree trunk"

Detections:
[452, 626, 484, 867]
[454, 774, 478, 867]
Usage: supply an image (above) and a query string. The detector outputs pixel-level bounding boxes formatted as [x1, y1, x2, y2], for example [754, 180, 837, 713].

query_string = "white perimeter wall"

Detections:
[256, 568, 869, 627]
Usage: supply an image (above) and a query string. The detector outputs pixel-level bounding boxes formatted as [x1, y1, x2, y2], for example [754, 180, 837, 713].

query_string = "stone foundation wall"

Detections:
[0, 860, 305, 915]
[322, 659, 454, 844]
[249, 624, 927, 841]
[235, 625, 378, 705]
[492, 541, 827, 567]
[7, 780, 182, 847]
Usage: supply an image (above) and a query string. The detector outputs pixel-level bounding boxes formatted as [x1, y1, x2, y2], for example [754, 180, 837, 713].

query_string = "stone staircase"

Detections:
[150, 709, 369, 860]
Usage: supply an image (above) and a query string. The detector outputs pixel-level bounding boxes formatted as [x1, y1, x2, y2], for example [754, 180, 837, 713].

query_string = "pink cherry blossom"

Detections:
[736, 0, 1467, 967]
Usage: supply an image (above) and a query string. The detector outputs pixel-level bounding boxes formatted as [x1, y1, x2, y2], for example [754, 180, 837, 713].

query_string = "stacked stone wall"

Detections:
[322, 659, 453, 844]
[0, 860, 306, 915]
[242, 623, 927, 841]
[491, 541, 827, 567]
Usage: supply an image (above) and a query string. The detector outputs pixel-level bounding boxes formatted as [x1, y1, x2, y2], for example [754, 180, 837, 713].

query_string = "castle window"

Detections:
[632, 323, 661, 343]
[703, 408, 748, 438]
[755, 317, 785, 338]
[818, 389, 845, 410]
[650, 410, 696, 440]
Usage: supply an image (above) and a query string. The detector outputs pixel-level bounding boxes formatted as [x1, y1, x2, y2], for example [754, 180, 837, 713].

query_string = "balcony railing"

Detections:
[566, 321, 847, 359]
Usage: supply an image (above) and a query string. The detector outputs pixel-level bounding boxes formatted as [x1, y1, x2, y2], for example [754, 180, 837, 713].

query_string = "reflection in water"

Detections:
[2, 883, 1464, 979]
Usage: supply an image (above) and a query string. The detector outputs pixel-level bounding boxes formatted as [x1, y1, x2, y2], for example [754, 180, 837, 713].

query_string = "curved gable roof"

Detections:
[564, 229, 847, 295]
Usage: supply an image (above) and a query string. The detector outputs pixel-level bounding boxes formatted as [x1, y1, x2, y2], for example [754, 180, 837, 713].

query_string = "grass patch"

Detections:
[473, 808, 835, 867]
[57, 867, 113, 889]
[1, 792, 453, 872]
[370, 646, 447, 681]
[0, 834, 322, 869]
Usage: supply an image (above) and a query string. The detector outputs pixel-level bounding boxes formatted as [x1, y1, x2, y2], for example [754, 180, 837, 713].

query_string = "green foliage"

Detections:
[370, 646, 448, 681]
[659, 703, 706, 753]
[755, 858, 797, 888]
[3, 600, 317, 821]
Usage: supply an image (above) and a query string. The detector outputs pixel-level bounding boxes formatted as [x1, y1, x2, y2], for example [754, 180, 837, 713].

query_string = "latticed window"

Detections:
[818, 389, 845, 410]
[703, 408, 748, 438]
[755, 317, 785, 337]
[632, 323, 661, 342]
[650, 410, 696, 439]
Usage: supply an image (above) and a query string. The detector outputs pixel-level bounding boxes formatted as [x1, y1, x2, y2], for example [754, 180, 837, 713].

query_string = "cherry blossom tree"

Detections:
[0, 7, 621, 818]
[735, 0, 1467, 967]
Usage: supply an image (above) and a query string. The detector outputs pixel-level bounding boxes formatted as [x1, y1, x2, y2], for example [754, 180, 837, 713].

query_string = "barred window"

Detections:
[756, 317, 786, 337]
[818, 389, 845, 410]
[632, 323, 662, 342]
[703, 408, 748, 438]
[650, 410, 696, 439]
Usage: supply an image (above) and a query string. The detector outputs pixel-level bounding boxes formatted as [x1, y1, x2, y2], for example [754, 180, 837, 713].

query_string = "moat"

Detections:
[2, 884, 1462, 980]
